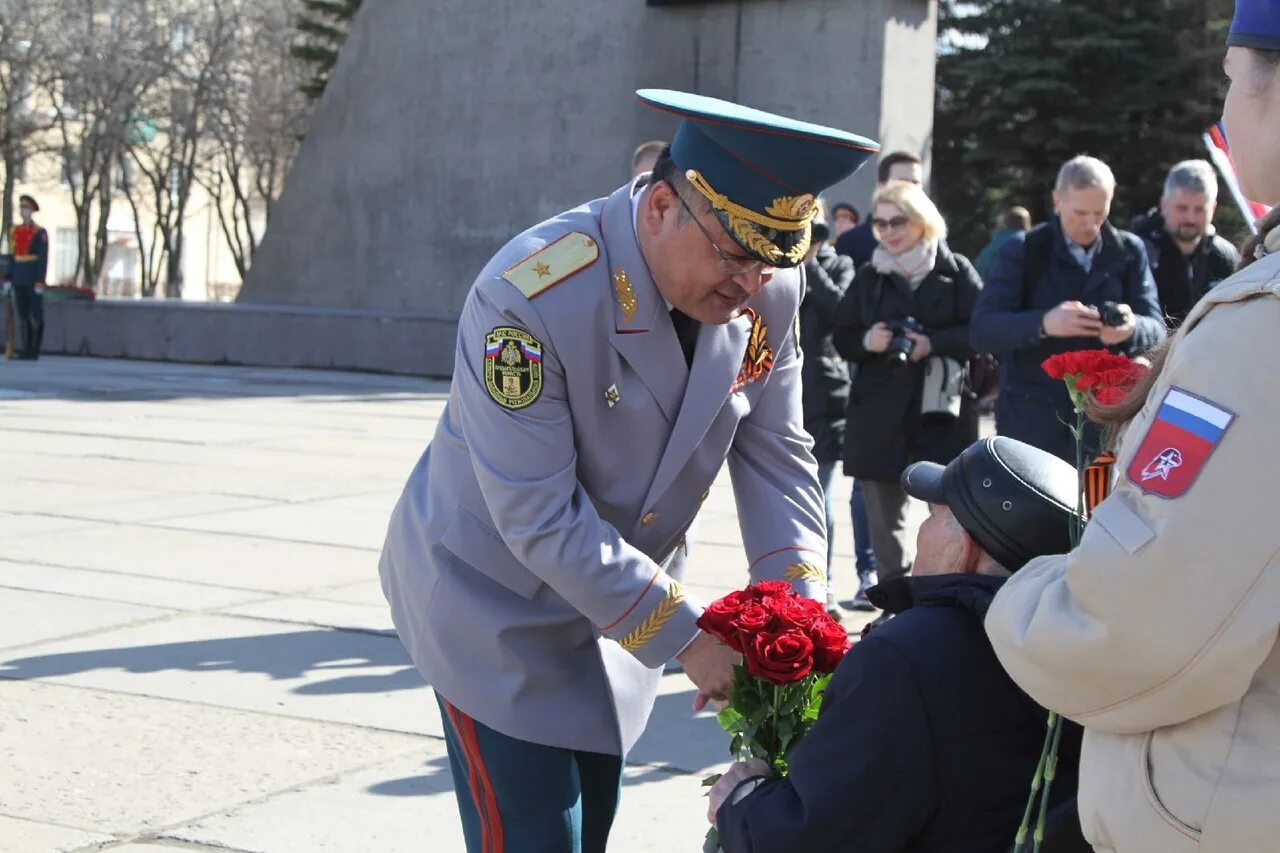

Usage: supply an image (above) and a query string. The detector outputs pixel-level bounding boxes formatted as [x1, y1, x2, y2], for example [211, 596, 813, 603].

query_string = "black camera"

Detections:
[1093, 301, 1127, 327]
[887, 316, 924, 366]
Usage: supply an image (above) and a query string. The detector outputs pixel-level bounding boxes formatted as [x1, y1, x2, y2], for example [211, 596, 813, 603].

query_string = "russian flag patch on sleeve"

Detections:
[1126, 386, 1235, 498]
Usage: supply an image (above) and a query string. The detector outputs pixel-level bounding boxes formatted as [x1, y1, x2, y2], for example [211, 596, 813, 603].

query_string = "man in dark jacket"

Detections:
[833, 151, 922, 268]
[970, 156, 1165, 463]
[975, 205, 1031, 282]
[799, 222, 859, 617]
[710, 436, 1085, 852]
[1129, 160, 1239, 328]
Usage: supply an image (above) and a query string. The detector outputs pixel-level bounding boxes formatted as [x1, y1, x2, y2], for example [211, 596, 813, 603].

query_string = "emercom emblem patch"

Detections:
[483, 326, 543, 409]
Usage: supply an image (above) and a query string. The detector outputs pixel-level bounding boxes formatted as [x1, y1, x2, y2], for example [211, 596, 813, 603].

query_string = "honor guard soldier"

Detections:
[379, 90, 878, 853]
[6, 195, 49, 360]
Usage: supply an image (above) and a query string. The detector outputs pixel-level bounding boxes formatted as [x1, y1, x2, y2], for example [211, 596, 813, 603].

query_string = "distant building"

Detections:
[244, 0, 938, 314]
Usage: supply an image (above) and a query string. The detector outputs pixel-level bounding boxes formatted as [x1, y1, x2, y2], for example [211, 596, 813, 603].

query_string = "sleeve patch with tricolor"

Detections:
[1126, 386, 1235, 499]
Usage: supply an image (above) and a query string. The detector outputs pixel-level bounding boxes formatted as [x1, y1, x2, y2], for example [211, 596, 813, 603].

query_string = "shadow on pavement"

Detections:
[366, 756, 456, 797]
[0, 627, 427, 695]
[0, 356, 449, 403]
[0, 625, 733, 776]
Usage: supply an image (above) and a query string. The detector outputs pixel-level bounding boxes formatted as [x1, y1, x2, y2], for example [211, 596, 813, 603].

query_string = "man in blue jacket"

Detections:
[709, 436, 1086, 852]
[970, 156, 1165, 462]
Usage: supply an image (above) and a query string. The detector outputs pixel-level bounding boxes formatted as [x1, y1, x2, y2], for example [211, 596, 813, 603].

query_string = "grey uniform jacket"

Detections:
[380, 180, 827, 756]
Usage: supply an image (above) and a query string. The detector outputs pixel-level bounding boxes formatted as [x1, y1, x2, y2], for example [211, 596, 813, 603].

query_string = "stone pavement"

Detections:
[0, 356, 901, 853]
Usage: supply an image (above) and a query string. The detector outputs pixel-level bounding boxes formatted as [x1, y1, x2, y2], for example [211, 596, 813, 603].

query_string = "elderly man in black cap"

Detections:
[710, 436, 1087, 853]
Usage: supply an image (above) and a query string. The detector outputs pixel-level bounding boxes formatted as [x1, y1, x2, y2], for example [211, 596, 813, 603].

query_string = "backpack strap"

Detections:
[1020, 225, 1054, 309]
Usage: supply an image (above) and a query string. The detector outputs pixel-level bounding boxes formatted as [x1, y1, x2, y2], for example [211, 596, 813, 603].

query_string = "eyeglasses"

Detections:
[871, 215, 913, 232]
[675, 191, 773, 276]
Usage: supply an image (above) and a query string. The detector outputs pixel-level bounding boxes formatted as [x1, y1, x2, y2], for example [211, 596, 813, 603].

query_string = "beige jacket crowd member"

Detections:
[986, 12, 1280, 850]
[988, 246, 1280, 852]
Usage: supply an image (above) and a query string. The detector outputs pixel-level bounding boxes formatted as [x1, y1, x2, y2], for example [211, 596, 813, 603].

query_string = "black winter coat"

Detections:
[800, 245, 855, 464]
[1129, 209, 1239, 327]
[832, 243, 981, 481]
[716, 573, 1085, 853]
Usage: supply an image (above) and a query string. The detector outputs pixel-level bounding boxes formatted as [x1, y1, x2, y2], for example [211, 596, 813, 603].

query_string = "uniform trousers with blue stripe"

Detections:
[436, 693, 625, 853]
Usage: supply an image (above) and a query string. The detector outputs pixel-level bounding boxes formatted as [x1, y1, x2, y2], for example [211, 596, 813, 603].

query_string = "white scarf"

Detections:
[872, 239, 938, 289]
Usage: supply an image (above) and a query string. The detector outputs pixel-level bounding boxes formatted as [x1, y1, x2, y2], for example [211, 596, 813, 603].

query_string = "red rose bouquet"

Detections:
[1013, 349, 1147, 851]
[697, 581, 849, 850]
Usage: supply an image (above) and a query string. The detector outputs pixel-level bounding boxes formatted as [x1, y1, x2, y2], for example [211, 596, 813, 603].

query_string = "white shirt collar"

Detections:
[1065, 231, 1102, 273]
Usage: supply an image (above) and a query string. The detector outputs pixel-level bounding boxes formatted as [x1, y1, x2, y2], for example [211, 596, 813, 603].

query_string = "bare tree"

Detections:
[123, 0, 240, 297]
[44, 0, 167, 287]
[199, 0, 310, 281]
[0, 0, 59, 245]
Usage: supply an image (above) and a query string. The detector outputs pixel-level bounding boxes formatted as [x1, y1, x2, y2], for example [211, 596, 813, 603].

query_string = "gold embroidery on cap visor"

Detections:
[685, 169, 815, 265]
[484, 327, 544, 409]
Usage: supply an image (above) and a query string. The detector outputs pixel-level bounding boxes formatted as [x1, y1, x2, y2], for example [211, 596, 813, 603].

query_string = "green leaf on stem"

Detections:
[716, 705, 744, 734]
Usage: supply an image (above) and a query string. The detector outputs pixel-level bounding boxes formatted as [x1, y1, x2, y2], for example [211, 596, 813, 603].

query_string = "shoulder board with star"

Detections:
[501, 232, 599, 299]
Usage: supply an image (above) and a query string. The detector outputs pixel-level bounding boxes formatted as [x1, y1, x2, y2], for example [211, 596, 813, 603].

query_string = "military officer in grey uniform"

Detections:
[379, 89, 878, 853]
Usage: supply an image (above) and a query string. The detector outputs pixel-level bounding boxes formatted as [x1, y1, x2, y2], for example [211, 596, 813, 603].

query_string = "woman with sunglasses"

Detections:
[832, 180, 982, 612]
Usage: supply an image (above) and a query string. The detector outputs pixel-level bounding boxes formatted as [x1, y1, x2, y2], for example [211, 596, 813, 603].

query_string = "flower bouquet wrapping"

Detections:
[696, 580, 850, 851]
[1012, 349, 1146, 852]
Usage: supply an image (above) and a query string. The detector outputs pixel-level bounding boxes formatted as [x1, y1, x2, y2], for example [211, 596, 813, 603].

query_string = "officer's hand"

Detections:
[678, 631, 739, 711]
[707, 758, 772, 825]
[1042, 301, 1103, 338]
[1098, 303, 1136, 346]
[864, 322, 894, 353]
[906, 330, 932, 362]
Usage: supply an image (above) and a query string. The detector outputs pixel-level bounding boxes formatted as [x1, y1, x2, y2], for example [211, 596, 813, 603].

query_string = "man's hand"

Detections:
[1042, 301, 1103, 338]
[678, 631, 739, 711]
[1098, 303, 1136, 346]
[803, 244, 822, 265]
[864, 322, 893, 353]
[707, 758, 773, 825]
[906, 330, 932, 362]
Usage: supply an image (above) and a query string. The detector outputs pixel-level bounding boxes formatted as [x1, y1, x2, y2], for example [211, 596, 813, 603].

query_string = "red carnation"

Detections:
[1076, 364, 1145, 405]
[1041, 349, 1134, 382]
[745, 628, 815, 685]
[1042, 349, 1146, 411]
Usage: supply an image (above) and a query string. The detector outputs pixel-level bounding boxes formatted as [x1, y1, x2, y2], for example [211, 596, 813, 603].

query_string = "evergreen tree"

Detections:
[291, 0, 362, 100]
[935, 0, 1235, 256]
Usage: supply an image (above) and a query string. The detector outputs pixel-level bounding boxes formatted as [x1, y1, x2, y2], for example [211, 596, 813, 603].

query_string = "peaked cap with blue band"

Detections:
[637, 89, 879, 268]
[1229, 0, 1280, 50]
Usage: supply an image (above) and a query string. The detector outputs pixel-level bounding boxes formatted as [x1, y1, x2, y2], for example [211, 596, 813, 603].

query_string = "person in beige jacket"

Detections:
[985, 12, 1280, 851]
